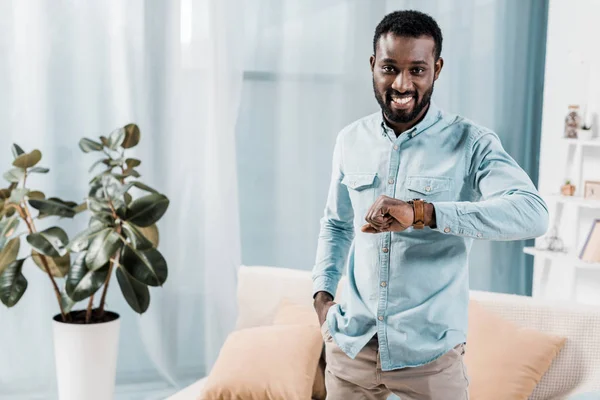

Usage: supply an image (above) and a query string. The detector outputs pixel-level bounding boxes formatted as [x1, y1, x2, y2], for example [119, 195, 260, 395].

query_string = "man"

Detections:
[312, 10, 548, 400]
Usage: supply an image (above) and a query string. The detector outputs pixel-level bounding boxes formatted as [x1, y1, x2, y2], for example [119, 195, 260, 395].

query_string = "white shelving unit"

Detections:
[524, 138, 600, 300]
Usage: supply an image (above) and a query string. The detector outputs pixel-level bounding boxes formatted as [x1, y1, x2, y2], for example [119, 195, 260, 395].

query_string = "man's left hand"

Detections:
[361, 195, 414, 234]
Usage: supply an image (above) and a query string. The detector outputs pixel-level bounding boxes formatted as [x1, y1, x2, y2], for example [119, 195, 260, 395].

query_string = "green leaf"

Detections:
[67, 224, 107, 252]
[89, 158, 110, 173]
[121, 245, 167, 286]
[116, 266, 149, 313]
[26, 227, 69, 257]
[122, 222, 153, 250]
[125, 158, 141, 169]
[0, 189, 10, 200]
[61, 291, 76, 314]
[31, 250, 70, 278]
[0, 259, 27, 307]
[99, 136, 109, 147]
[107, 128, 126, 150]
[28, 191, 45, 200]
[8, 188, 29, 204]
[85, 228, 122, 270]
[79, 138, 104, 153]
[66, 253, 108, 302]
[11, 144, 25, 158]
[124, 192, 133, 205]
[0, 238, 20, 275]
[3, 168, 25, 183]
[74, 201, 87, 214]
[0, 215, 20, 240]
[122, 124, 141, 149]
[12, 150, 42, 168]
[29, 166, 49, 174]
[126, 194, 169, 227]
[28, 198, 76, 218]
[138, 224, 159, 248]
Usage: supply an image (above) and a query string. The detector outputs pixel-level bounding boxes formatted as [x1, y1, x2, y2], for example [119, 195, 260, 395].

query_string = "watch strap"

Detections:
[411, 199, 425, 229]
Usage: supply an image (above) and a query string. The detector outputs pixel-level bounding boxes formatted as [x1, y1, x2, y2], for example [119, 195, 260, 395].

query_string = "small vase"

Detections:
[578, 129, 593, 141]
[561, 184, 576, 196]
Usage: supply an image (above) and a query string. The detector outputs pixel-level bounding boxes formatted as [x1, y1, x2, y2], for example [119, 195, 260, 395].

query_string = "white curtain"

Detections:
[0, 0, 243, 397]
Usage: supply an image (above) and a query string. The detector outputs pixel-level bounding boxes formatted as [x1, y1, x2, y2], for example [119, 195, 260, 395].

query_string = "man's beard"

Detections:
[373, 80, 434, 124]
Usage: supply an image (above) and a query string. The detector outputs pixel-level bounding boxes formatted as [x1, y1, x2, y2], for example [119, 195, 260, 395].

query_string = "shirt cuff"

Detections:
[431, 202, 482, 238]
[312, 274, 339, 299]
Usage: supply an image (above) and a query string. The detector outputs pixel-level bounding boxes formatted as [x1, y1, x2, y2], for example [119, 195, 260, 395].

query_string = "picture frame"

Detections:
[584, 181, 600, 200]
[579, 219, 600, 263]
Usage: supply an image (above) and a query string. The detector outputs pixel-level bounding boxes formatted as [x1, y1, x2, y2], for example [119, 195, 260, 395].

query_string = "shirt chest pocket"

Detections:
[341, 173, 377, 211]
[405, 176, 454, 202]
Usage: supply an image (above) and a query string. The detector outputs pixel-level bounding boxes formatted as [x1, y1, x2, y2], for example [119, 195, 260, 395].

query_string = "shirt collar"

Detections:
[380, 101, 442, 139]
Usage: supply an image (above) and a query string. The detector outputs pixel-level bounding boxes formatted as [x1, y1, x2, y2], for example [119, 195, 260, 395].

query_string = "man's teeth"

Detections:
[392, 97, 412, 105]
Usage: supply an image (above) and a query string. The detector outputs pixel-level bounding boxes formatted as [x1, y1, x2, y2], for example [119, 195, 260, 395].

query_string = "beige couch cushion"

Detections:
[200, 324, 322, 400]
[466, 300, 566, 400]
[272, 298, 326, 400]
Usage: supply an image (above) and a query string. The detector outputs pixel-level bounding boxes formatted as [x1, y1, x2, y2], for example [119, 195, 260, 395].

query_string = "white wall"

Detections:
[535, 0, 600, 304]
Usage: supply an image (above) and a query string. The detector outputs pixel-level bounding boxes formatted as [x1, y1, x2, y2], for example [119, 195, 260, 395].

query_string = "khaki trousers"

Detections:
[321, 324, 469, 400]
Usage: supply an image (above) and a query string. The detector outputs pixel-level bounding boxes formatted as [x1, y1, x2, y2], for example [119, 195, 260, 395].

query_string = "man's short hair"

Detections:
[373, 10, 443, 60]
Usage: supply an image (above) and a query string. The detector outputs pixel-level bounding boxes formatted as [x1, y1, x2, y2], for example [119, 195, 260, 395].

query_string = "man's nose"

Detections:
[391, 70, 413, 93]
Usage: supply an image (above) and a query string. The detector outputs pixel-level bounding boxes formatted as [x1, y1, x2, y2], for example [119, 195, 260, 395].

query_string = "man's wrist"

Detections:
[424, 203, 436, 228]
[313, 291, 334, 304]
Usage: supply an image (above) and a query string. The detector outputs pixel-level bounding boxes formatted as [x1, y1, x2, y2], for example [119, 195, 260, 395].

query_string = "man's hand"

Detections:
[361, 195, 414, 233]
[314, 291, 336, 327]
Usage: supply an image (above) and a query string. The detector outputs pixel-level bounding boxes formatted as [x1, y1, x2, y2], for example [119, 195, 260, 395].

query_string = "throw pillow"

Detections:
[200, 324, 322, 400]
[272, 298, 326, 400]
[466, 300, 567, 400]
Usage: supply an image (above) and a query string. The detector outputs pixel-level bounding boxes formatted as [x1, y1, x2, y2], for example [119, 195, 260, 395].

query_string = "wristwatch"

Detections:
[407, 199, 426, 229]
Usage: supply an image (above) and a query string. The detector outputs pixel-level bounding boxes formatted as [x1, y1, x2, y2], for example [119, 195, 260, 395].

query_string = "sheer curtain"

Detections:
[0, 0, 243, 397]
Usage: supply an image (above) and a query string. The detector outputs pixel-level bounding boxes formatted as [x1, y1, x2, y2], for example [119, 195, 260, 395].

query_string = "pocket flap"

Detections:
[406, 176, 451, 196]
[342, 173, 377, 190]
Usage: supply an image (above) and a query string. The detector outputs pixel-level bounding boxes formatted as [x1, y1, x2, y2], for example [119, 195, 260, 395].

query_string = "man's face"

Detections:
[370, 34, 443, 125]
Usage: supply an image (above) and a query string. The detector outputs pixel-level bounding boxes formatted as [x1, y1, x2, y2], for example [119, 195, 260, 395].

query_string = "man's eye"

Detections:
[382, 66, 395, 73]
[411, 68, 425, 74]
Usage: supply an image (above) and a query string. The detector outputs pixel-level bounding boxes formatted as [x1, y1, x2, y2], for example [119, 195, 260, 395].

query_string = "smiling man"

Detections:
[312, 10, 548, 400]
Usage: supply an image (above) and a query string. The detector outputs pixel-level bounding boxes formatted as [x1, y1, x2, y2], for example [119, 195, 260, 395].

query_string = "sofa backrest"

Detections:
[235, 266, 600, 399]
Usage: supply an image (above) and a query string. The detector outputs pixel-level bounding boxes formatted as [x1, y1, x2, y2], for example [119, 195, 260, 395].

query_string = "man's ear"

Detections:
[434, 57, 444, 81]
[370, 55, 375, 72]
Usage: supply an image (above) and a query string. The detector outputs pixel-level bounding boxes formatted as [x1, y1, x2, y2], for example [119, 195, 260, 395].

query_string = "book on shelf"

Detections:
[580, 219, 600, 263]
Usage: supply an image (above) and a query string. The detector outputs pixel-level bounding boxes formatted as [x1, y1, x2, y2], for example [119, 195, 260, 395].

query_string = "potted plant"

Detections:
[578, 124, 594, 141]
[0, 124, 169, 400]
[561, 179, 576, 197]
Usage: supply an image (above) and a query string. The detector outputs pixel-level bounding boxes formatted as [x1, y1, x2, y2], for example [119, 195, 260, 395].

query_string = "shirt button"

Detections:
[380, 281, 387, 287]
[382, 247, 389, 253]
[393, 145, 399, 150]
[388, 178, 394, 184]
[444, 227, 451, 233]
[425, 186, 432, 192]
[477, 233, 483, 238]
[378, 316, 384, 321]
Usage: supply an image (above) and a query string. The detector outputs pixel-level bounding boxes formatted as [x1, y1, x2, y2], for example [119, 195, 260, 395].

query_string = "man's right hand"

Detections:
[314, 291, 336, 327]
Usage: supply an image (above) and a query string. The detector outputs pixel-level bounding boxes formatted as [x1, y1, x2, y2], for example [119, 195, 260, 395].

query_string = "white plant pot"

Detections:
[578, 128, 594, 141]
[52, 312, 120, 400]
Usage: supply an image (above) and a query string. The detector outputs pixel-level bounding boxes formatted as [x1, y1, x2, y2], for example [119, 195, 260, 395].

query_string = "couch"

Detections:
[168, 266, 600, 400]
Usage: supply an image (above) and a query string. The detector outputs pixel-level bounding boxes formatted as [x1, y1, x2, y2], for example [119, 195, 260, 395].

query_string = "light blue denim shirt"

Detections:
[312, 102, 548, 371]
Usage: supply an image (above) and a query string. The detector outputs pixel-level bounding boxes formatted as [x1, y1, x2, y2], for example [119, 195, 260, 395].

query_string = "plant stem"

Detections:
[85, 294, 94, 323]
[98, 250, 120, 316]
[21, 202, 68, 321]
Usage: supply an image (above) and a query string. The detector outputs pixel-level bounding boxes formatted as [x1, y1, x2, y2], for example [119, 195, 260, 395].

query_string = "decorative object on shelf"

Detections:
[578, 124, 594, 141]
[584, 181, 600, 200]
[561, 180, 576, 196]
[579, 219, 600, 263]
[541, 226, 565, 252]
[564, 105, 581, 139]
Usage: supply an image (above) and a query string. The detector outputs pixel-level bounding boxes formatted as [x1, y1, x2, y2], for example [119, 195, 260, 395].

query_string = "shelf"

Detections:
[563, 138, 600, 147]
[543, 194, 600, 209]
[523, 247, 600, 269]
